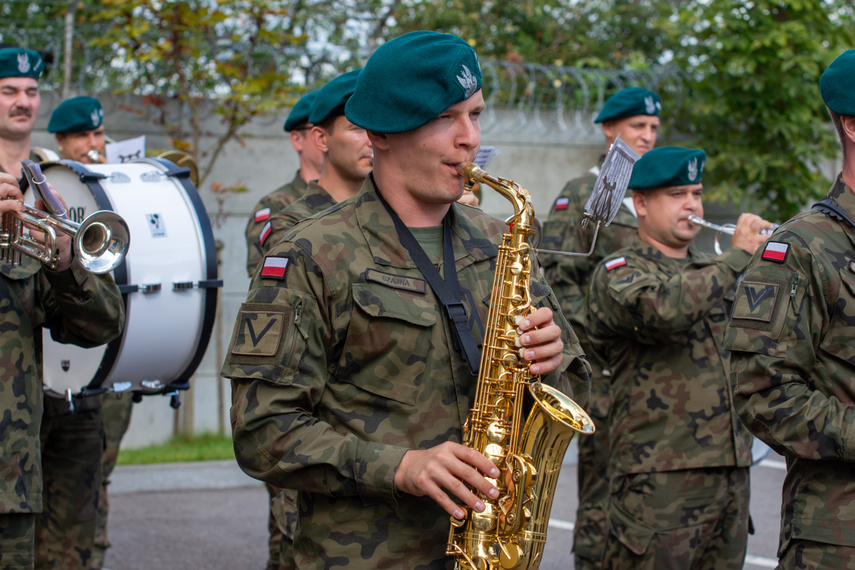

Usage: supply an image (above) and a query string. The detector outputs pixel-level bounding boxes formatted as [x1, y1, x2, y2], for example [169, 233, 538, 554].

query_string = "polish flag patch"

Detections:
[605, 257, 627, 270]
[554, 197, 570, 210]
[259, 222, 272, 245]
[761, 242, 789, 263]
[254, 207, 271, 223]
[260, 256, 289, 279]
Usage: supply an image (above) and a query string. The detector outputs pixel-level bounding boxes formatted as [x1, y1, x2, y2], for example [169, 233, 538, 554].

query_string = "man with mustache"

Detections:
[222, 31, 591, 569]
[587, 147, 772, 569]
[0, 47, 43, 180]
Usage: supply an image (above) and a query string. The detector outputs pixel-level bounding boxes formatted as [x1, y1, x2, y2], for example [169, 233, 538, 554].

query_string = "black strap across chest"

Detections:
[374, 185, 482, 376]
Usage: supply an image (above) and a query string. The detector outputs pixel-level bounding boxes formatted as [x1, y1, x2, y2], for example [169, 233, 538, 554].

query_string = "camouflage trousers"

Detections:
[603, 466, 750, 570]
[778, 540, 855, 570]
[272, 487, 298, 570]
[573, 360, 612, 570]
[35, 395, 104, 570]
[0, 513, 35, 570]
[91, 393, 134, 569]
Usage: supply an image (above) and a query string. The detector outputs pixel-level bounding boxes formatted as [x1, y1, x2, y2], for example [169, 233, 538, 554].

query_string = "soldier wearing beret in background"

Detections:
[0, 47, 45, 180]
[257, 68, 372, 570]
[260, 68, 371, 257]
[0, 46, 125, 570]
[222, 30, 591, 569]
[724, 49, 855, 570]
[47, 95, 106, 164]
[245, 91, 324, 277]
[539, 86, 661, 570]
[587, 147, 773, 569]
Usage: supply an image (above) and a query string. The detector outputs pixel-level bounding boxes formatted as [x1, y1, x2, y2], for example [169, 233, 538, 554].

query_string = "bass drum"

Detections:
[27, 158, 221, 398]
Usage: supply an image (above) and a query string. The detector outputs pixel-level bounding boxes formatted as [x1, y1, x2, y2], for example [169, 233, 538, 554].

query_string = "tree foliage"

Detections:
[670, 0, 854, 220]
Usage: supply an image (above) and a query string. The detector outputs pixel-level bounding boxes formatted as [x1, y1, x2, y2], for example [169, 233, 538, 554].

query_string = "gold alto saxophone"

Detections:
[447, 162, 595, 570]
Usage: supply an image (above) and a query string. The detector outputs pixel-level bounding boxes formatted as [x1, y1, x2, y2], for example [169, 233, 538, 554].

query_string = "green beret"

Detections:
[345, 31, 482, 134]
[283, 90, 318, 132]
[821, 49, 855, 117]
[595, 87, 661, 124]
[47, 96, 103, 134]
[309, 69, 361, 125]
[629, 146, 706, 190]
[0, 47, 44, 80]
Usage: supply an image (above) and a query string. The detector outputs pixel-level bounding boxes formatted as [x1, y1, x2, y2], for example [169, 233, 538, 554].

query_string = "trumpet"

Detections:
[688, 215, 777, 255]
[0, 160, 130, 274]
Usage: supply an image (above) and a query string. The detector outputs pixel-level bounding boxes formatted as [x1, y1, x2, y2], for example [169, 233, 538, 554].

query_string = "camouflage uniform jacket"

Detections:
[245, 171, 308, 276]
[724, 175, 855, 549]
[587, 236, 754, 477]
[259, 181, 337, 259]
[540, 167, 638, 340]
[222, 177, 591, 570]
[0, 258, 125, 514]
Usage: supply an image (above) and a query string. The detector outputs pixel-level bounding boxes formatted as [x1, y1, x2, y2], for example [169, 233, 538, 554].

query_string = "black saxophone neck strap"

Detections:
[374, 183, 482, 376]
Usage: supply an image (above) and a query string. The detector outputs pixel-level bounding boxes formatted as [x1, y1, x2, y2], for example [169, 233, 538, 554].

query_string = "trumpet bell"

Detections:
[75, 211, 130, 274]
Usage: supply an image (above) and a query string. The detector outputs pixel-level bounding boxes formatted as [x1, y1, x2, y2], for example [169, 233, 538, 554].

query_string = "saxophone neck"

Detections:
[456, 161, 534, 230]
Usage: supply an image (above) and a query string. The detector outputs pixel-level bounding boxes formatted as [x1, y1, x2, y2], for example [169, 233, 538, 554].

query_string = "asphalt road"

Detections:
[103, 453, 787, 570]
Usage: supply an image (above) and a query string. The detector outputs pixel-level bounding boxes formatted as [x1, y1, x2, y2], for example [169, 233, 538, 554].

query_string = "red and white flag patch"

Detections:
[260, 256, 289, 279]
[254, 207, 271, 223]
[605, 257, 627, 270]
[761, 242, 789, 263]
[554, 197, 570, 210]
[259, 221, 272, 245]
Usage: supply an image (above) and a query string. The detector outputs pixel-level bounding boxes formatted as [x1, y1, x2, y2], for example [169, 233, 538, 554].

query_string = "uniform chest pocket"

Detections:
[819, 267, 855, 366]
[337, 282, 438, 405]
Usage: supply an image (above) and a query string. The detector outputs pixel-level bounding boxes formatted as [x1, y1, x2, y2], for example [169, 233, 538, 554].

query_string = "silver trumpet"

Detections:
[0, 160, 130, 274]
[688, 214, 777, 255]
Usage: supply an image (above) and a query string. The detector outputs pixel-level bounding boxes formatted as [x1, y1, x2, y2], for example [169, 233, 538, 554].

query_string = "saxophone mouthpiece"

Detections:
[456, 161, 482, 183]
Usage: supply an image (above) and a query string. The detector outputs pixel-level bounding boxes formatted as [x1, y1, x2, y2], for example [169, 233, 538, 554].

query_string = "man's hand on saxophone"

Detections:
[393, 306, 566, 519]
[516, 306, 564, 376]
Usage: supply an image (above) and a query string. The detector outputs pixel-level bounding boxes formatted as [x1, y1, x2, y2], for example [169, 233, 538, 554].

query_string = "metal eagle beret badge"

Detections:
[47, 96, 104, 134]
[628, 146, 706, 191]
[345, 30, 482, 134]
[820, 49, 855, 117]
[595, 87, 662, 124]
[283, 90, 319, 132]
[308, 68, 362, 125]
[0, 47, 44, 80]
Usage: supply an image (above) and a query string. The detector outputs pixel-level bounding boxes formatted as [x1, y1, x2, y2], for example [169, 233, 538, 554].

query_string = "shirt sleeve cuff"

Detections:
[354, 441, 409, 506]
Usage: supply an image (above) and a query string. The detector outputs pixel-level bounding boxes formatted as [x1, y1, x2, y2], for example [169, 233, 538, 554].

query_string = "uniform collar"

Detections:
[826, 173, 855, 218]
[354, 176, 498, 269]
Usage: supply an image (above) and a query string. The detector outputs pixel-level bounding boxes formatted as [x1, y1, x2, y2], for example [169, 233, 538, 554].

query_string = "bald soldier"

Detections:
[245, 91, 324, 276]
[222, 31, 590, 569]
[539, 87, 661, 570]
[587, 147, 772, 569]
[48, 95, 106, 164]
[725, 49, 855, 570]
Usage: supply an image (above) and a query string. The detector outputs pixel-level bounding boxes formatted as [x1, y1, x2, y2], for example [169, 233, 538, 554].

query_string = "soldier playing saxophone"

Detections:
[221, 31, 591, 569]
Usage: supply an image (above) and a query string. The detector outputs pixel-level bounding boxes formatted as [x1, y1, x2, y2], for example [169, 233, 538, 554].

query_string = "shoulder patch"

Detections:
[554, 197, 569, 210]
[254, 207, 271, 223]
[365, 268, 426, 294]
[732, 281, 778, 322]
[605, 257, 627, 271]
[761, 241, 789, 263]
[259, 221, 272, 245]
[260, 256, 289, 280]
[231, 310, 285, 356]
